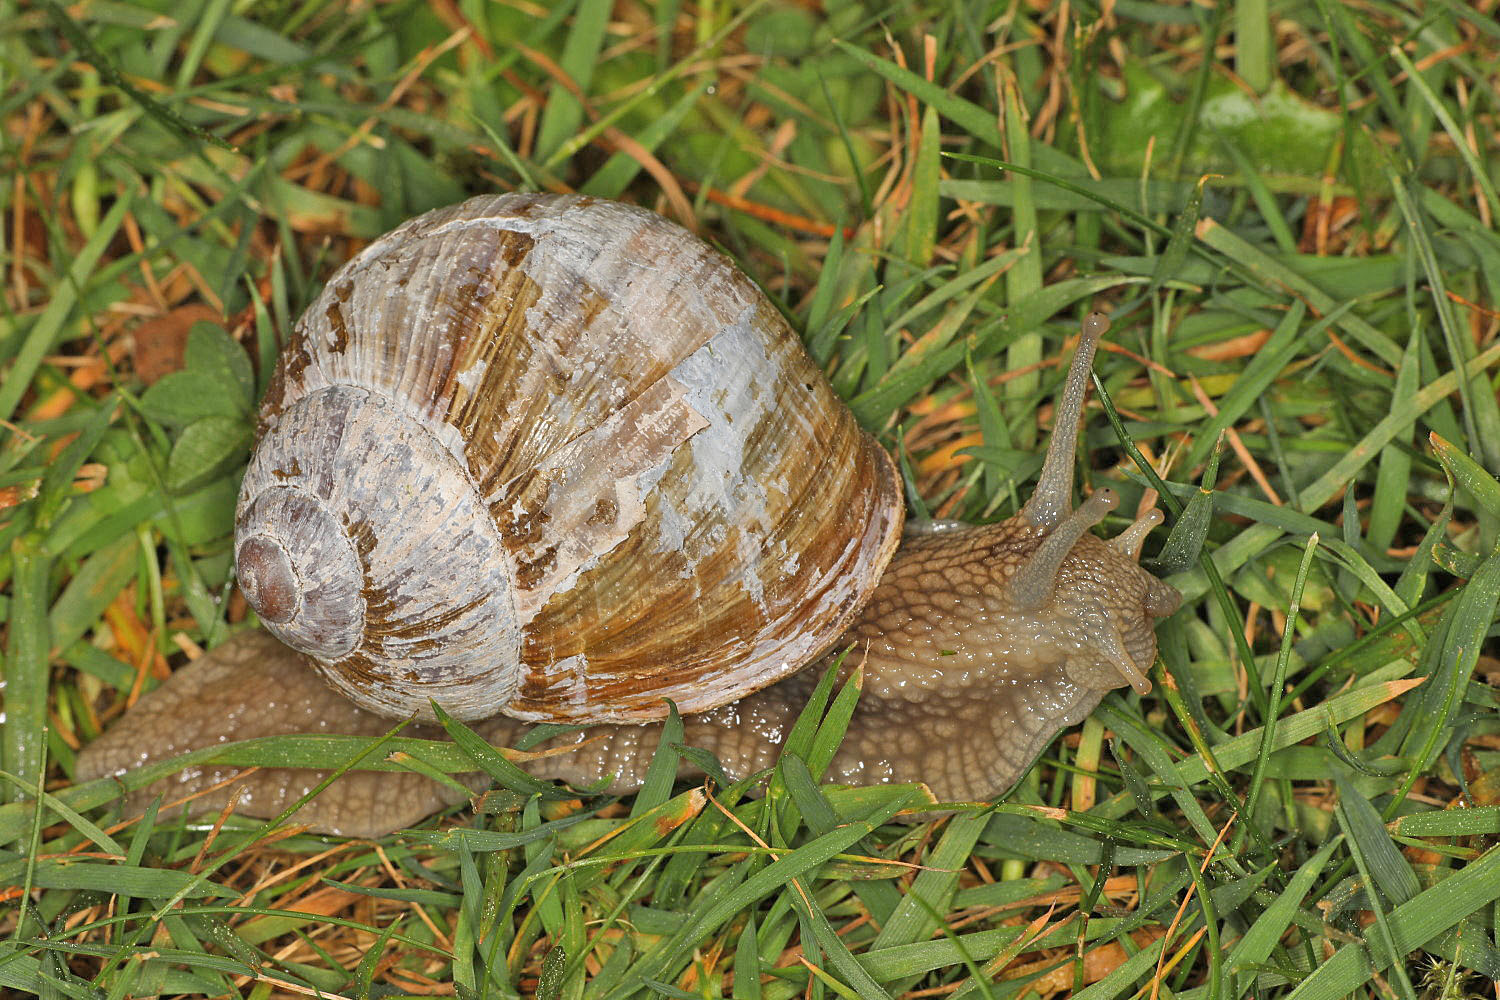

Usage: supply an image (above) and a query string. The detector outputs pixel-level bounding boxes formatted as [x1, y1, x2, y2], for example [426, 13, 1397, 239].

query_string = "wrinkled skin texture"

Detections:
[76, 632, 479, 838]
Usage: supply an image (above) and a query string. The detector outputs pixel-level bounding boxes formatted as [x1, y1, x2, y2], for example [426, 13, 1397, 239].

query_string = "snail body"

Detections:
[78, 194, 1180, 837]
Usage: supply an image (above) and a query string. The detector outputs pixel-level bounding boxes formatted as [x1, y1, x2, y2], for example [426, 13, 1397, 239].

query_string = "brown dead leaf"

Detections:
[1186, 328, 1271, 362]
[1004, 928, 1166, 993]
[1300, 195, 1360, 255]
[132, 304, 222, 384]
[1470, 764, 1500, 808]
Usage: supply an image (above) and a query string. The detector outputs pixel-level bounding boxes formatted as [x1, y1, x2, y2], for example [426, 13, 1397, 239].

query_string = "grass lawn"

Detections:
[5, 0, 1500, 997]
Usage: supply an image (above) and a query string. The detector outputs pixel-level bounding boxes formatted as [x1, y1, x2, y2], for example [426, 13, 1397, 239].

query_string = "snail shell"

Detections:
[236, 193, 902, 724]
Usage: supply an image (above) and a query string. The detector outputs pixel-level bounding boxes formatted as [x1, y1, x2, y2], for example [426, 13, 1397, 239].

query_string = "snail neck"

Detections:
[854, 519, 1078, 693]
[857, 514, 1167, 696]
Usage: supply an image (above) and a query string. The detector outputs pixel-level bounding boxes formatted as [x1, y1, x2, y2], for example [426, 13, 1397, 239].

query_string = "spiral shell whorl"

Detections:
[237, 387, 522, 721]
[236, 490, 362, 654]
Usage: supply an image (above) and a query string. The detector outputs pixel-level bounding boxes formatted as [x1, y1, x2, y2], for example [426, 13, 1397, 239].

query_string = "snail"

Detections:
[76, 193, 1181, 838]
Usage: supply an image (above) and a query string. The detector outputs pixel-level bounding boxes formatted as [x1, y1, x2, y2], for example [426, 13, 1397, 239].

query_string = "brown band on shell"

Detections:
[491, 373, 710, 624]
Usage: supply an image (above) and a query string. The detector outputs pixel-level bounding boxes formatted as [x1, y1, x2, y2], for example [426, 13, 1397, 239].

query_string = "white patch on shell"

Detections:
[651, 487, 697, 578]
[455, 358, 486, 393]
[491, 374, 710, 624]
[551, 654, 588, 706]
[660, 301, 785, 614]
